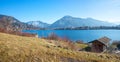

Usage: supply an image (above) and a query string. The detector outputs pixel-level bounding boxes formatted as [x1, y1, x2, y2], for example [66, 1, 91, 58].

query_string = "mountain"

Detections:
[0, 14, 40, 31]
[116, 24, 120, 27]
[0, 14, 116, 30]
[27, 21, 50, 28]
[49, 16, 116, 28]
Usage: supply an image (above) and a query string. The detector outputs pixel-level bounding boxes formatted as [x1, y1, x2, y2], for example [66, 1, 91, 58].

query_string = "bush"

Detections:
[43, 32, 77, 50]
[84, 46, 91, 52]
[47, 32, 59, 40]
[76, 40, 84, 44]
[0, 27, 37, 37]
[112, 41, 120, 45]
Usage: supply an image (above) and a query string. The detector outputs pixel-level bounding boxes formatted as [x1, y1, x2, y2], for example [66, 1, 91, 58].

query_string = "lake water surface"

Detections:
[23, 30, 120, 42]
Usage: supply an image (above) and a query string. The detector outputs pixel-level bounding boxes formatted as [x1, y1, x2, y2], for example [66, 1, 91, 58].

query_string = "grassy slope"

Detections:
[0, 33, 120, 62]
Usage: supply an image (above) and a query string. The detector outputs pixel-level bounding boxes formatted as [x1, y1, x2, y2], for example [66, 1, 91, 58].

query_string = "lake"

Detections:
[22, 30, 120, 42]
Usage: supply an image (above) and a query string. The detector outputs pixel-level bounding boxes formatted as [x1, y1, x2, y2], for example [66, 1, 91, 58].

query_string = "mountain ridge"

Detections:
[0, 14, 41, 31]
[27, 21, 50, 28]
[0, 14, 117, 30]
[49, 16, 116, 28]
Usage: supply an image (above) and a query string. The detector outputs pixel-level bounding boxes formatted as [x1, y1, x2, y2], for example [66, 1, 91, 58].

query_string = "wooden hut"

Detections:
[89, 37, 111, 53]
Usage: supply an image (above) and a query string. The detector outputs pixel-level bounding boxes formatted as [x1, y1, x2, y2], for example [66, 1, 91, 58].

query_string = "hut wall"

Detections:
[91, 41, 105, 53]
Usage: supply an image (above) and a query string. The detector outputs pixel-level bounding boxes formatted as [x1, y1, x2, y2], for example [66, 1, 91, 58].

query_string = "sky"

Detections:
[0, 0, 120, 24]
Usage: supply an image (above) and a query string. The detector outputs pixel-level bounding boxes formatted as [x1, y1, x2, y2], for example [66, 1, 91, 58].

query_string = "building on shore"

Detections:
[89, 37, 111, 53]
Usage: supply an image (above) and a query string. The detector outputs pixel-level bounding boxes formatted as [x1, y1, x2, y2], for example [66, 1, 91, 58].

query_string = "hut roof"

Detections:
[89, 36, 111, 46]
[97, 37, 111, 45]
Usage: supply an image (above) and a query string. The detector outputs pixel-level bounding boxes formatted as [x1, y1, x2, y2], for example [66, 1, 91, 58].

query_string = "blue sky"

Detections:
[0, 0, 120, 24]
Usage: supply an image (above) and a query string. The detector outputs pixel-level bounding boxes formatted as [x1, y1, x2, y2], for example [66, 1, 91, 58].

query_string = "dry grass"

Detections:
[0, 33, 120, 62]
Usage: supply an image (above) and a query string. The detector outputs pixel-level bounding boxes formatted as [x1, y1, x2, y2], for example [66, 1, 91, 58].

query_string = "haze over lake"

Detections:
[23, 30, 120, 42]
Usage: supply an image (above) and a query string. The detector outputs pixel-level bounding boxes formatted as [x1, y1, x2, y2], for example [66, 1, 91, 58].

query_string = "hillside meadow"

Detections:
[0, 33, 120, 62]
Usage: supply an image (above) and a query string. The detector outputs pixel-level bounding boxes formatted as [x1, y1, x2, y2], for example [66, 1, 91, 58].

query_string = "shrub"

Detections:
[76, 40, 84, 44]
[43, 32, 77, 50]
[0, 27, 37, 37]
[84, 46, 91, 52]
[47, 32, 59, 40]
[112, 41, 120, 45]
